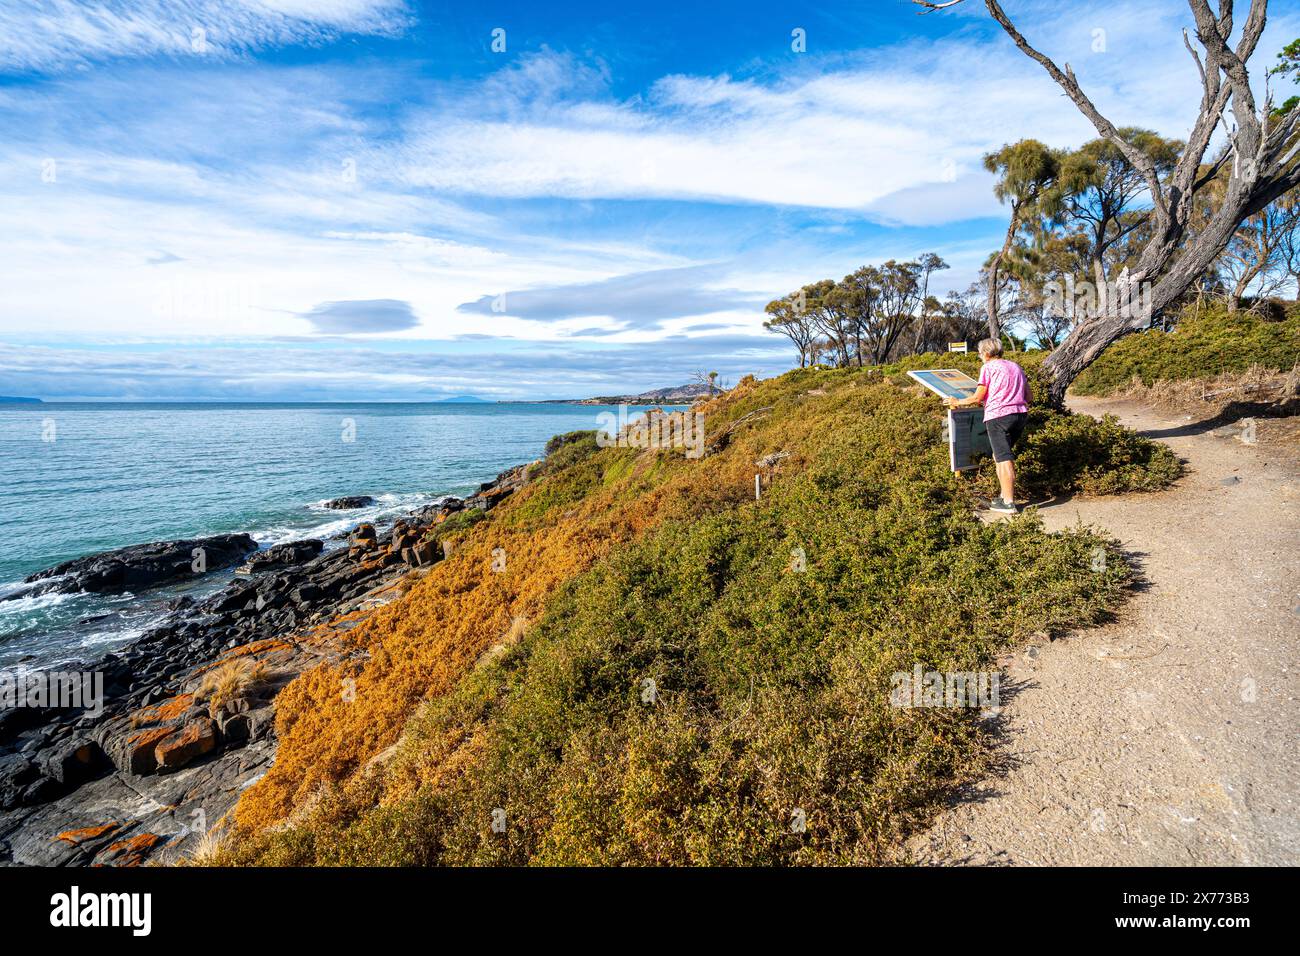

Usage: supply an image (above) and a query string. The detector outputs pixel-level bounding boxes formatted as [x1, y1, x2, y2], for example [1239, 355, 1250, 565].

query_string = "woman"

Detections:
[946, 338, 1029, 514]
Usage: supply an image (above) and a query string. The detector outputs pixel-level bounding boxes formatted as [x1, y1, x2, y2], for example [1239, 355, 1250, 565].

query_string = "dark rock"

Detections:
[245, 708, 275, 741]
[0, 462, 534, 865]
[391, 525, 420, 554]
[0, 755, 38, 808]
[291, 583, 322, 604]
[246, 539, 324, 570]
[407, 540, 439, 567]
[324, 496, 374, 510]
[37, 737, 108, 787]
[15, 533, 257, 598]
[155, 719, 217, 772]
[105, 725, 175, 775]
[210, 583, 256, 613]
[218, 713, 250, 743]
[20, 776, 63, 805]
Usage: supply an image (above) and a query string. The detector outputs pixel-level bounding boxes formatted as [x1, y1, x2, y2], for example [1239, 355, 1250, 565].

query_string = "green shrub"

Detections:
[501, 431, 609, 526]
[1010, 411, 1183, 497]
[1073, 309, 1300, 396]
[424, 506, 487, 544]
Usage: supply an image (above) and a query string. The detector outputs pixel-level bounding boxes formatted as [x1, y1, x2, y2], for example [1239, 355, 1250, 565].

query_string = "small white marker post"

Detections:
[755, 473, 761, 500]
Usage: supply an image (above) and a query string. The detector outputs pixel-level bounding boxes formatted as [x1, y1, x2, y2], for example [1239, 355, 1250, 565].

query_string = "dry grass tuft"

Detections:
[197, 658, 270, 718]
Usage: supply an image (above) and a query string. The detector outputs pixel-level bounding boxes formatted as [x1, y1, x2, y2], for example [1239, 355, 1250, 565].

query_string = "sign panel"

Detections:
[948, 342, 969, 353]
[906, 368, 979, 401]
[947, 409, 991, 471]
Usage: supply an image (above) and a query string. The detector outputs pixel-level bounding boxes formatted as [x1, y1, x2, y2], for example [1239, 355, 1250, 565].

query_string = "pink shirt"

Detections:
[977, 358, 1029, 422]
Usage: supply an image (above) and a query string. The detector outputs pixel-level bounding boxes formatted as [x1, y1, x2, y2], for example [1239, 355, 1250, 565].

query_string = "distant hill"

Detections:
[434, 395, 491, 403]
[549, 383, 719, 405]
[0, 396, 41, 403]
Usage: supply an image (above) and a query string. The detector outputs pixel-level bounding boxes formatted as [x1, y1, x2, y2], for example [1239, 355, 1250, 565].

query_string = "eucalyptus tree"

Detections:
[939, 283, 996, 346]
[804, 278, 858, 366]
[983, 139, 1063, 340]
[1056, 129, 1183, 280]
[918, 0, 1300, 404]
[909, 253, 951, 352]
[826, 265, 881, 366]
[1004, 231, 1092, 348]
[763, 293, 818, 367]
[1214, 180, 1300, 308]
[871, 260, 929, 363]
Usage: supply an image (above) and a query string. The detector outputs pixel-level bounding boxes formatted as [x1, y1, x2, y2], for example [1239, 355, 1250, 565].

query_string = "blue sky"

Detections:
[1, 0, 1296, 400]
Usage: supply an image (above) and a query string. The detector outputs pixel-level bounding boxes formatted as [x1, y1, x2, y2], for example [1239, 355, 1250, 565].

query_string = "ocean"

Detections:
[0, 401, 655, 670]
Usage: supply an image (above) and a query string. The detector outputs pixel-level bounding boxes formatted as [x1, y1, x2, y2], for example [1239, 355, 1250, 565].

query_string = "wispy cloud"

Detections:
[0, 0, 413, 74]
[388, 23, 1195, 216]
[456, 264, 763, 330]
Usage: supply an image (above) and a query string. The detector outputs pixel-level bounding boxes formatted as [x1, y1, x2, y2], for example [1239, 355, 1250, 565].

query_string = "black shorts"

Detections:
[985, 412, 1027, 463]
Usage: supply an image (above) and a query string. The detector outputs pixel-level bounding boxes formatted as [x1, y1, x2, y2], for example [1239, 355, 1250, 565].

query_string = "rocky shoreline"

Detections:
[0, 461, 534, 866]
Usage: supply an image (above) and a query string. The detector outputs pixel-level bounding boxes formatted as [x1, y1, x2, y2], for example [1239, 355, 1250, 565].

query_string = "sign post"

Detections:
[905, 369, 991, 472]
[945, 408, 991, 472]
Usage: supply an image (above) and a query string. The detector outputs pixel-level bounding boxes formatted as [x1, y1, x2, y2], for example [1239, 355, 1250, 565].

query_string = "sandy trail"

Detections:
[909, 396, 1299, 866]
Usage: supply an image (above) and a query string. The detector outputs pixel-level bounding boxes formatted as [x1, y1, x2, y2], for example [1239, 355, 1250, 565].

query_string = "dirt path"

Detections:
[908, 396, 1299, 866]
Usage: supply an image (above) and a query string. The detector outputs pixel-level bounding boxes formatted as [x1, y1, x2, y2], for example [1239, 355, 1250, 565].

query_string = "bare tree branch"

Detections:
[911, 0, 966, 13]
[982, 0, 1171, 224]
[1184, 28, 1208, 86]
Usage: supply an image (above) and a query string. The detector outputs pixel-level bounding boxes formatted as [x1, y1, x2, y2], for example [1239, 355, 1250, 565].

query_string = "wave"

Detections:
[0, 587, 80, 619]
[253, 491, 457, 549]
[0, 489, 463, 670]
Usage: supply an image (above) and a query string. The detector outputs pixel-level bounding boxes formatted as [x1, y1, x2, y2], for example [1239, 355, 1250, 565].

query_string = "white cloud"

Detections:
[387, 4, 1299, 220]
[0, 157, 701, 340]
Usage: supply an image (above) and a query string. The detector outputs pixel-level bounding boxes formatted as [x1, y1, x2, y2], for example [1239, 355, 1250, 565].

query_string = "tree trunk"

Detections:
[1040, 182, 1256, 405]
[987, 213, 1018, 341]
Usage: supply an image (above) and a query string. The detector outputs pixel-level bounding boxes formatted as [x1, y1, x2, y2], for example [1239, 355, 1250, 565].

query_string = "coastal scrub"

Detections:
[220, 360, 1176, 863]
[1073, 308, 1300, 396]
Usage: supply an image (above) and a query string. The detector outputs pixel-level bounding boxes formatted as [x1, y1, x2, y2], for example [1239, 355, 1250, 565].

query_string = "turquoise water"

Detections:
[0, 401, 654, 668]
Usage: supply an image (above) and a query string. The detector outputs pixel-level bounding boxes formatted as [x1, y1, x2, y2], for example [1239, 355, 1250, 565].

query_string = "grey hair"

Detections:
[977, 338, 1003, 358]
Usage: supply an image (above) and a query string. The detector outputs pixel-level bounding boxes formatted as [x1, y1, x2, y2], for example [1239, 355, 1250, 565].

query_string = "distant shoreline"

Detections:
[0, 384, 713, 406]
[0, 398, 698, 406]
[500, 399, 695, 406]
